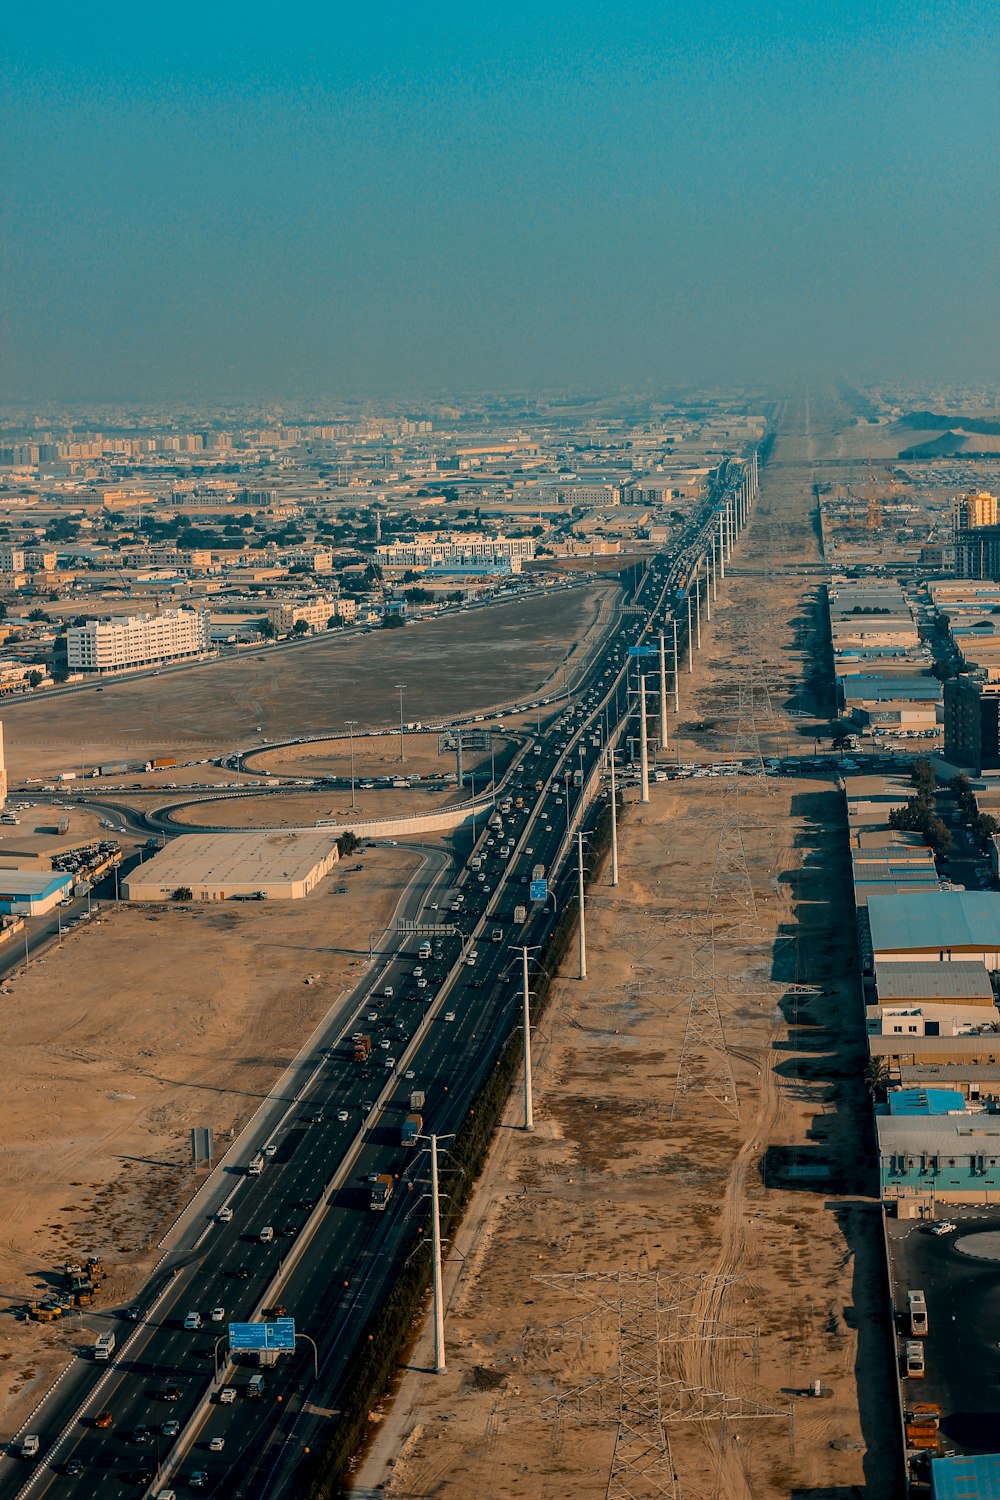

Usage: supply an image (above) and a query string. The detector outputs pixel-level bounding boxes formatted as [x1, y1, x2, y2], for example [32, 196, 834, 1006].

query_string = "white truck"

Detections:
[248, 1153, 264, 1176]
[94, 1331, 116, 1361]
[20, 1435, 40, 1458]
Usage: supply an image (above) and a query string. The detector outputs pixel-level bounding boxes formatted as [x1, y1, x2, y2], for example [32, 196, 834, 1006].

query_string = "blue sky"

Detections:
[1, 1, 997, 401]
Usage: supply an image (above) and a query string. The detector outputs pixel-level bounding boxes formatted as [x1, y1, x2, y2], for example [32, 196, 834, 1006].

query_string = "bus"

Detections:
[907, 1289, 928, 1338]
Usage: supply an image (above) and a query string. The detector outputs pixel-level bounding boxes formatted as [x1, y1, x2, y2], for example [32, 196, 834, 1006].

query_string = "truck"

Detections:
[409, 1089, 425, 1110]
[531, 864, 545, 883]
[904, 1403, 942, 1452]
[402, 1113, 422, 1145]
[491, 926, 503, 942]
[354, 1034, 372, 1063]
[418, 940, 432, 959]
[572, 769, 584, 787]
[150, 756, 177, 769]
[247, 1153, 264, 1176]
[94, 1332, 116, 1361]
[907, 1289, 928, 1337]
[20, 1435, 39, 1459]
[489, 812, 502, 830]
[904, 1340, 925, 1379]
[514, 905, 527, 924]
[247, 1372, 266, 1398]
[470, 855, 482, 871]
[57, 772, 77, 783]
[370, 1173, 394, 1210]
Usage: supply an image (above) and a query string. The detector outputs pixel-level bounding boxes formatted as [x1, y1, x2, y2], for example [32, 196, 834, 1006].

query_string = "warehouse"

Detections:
[124, 831, 339, 902]
[0, 870, 73, 916]
[867, 892, 1000, 969]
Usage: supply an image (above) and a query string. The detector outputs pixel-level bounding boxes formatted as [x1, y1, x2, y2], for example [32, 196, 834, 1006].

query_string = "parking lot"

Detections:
[887, 1207, 1000, 1455]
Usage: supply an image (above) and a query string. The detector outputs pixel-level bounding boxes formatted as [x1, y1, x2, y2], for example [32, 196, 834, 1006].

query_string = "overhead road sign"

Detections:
[529, 878, 547, 900]
[397, 920, 457, 936]
[228, 1318, 296, 1352]
[627, 645, 658, 658]
[438, 729, 493, 755]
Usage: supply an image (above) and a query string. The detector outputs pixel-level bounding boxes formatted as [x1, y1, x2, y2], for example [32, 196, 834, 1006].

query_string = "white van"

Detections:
[259, 1226, 274, 1243]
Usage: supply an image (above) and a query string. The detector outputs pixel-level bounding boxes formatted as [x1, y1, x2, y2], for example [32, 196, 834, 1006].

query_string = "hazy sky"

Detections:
[2, 1, 997, 402]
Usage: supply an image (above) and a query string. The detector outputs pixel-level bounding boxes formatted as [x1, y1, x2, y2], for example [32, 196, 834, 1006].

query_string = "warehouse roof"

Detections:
[876, 960, 995, 1004]
[841, 675, 942, 701]
[868, 892, 1000, 953]
[931, 1454, 1000, 1500]
[877, 1115, 1000, 1152]
[0, 870, 72, 897]
[130, 832, 337, 888]
[888, 1088, 966, 1116]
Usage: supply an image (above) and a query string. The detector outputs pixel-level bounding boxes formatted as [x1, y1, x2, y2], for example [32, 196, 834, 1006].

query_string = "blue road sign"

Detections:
[228, 1317, 296, 1352]
[627, 645, 658, 657]
[529, 878, 547, 900]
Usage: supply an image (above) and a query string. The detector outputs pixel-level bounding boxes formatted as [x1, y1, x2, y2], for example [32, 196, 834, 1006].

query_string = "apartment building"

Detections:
[67, 609, 211, 672]
[375, 533, 535, 573]
[0, 547, 26, 573]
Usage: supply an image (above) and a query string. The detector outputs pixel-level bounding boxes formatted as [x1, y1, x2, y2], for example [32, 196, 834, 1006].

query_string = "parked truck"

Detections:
[513, 905, 527, 924]
[370, 1173, 394, 1211]
[94, 1332, 116, 1361]
[402, 1113, 422, 1146]
[354, 1034, 372, 1063]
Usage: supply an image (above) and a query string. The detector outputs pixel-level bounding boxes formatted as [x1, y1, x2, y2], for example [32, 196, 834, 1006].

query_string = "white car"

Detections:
[383, 985, 394, 998]
[337, 1109, 349, 1122]
[930, 1220, 957, 1235]
[262, 1144, 277, 1158]
[413, 966, 424, 978]
[210, 1307, 225, 1323]
[216, 1206, 233, 1223]
[444, 1011, 456, 1023]
[209, 1437, 225, 1452]
[384, 1056, 396, 1069]
[416, 977, 428, 989]
[380, 1038, 391, 1050]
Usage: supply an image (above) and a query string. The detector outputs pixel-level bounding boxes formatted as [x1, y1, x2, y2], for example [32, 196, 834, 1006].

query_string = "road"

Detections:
[0, 453, 757, 1499]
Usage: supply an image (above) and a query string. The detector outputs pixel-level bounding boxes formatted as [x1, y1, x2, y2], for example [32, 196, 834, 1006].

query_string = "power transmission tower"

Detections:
[671, 916, 739, 1119]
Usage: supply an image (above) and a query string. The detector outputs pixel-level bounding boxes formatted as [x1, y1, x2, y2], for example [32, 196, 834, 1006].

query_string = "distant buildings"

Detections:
[375, 533, 536, 574]
[66, 608, 211, 673]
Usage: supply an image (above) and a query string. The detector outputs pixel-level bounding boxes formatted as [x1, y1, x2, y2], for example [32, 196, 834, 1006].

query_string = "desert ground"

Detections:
[352, 394, 898, 1500]
[1, 584, 614, 783]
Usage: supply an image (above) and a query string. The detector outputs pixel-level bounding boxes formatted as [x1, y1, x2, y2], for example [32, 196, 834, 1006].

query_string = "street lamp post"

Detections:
[346, 720, 358, 810]
[395, 683, 407, 763]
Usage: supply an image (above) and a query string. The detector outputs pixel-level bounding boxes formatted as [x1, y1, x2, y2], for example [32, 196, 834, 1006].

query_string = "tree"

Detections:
[931, 660, 956, 681]
[336, 831, 360, 858]
[27, 608, 47, 622]
[864, 1056, 890, 1099]
[170, 886, 193, 902]
[326, 614, 343, 629]
[381, 613, 405, 629]
[291, 619, 311, 636]
[910, 758, 936, 795]
[258, 619, 277, 640]
[27, 670, 44, 687]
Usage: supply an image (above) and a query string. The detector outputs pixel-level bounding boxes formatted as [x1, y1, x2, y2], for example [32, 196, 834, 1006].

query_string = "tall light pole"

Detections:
[577, 831, 587, 980]
[672, 619, 680, 713]
[639, 674, 650, 804]
[346, 720, 358, 810]
[658, 632, 669, 751]
[395, 683, 406, 763]
[521, 947, 534, 1129]
[430, 1133, 446, 1373]
[704, 556, 711, 621]
[686, 594, 693, 673]
[695, 576, 702, 650]
[608, 749, 619, 887]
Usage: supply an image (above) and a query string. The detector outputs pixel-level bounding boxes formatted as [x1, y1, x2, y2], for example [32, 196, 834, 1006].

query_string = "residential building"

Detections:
[943, 673, 1000, 773]
[375, 533, 536, 573]
[0, 547, 25, 573]
[66, 609, 211, 673]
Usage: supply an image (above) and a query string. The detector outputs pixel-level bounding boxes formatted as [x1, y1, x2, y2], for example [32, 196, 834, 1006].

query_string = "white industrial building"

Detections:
[67, 609, 211, 672]
[375, 533, 536, 573]
[867, 893, 1000, 969]
[124, 831, 340, 902]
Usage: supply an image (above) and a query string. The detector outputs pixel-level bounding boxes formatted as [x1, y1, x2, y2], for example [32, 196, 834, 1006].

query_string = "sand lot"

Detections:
[0, 844, 419, 1434]
[2, 585, 612, 782]
[354, 394, 898, 1499]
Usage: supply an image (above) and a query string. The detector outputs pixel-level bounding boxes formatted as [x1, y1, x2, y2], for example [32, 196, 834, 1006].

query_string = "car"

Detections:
[930, 1220, 957, 1235]
[367, 1010, 378, 1021]
[208, 1437, 225, 1453]
[279, 1223, 298, 1238]
[413, 966, 423, 977]
[337, 1109, 349, 1122]
[444, 1011, 456, 1023]
[404, 1069, 416, 1080]
[132, 1425, 151, 1444]
[94, 1410, 113, 1429]
[262, 1143, 277, 1158]
[64, 1458, 84, 1477]
[183, 1312, 201, 1330]
[161, 1386, 182, 1403]
[123, 1305, 141, 1320]
[210, 1306, 225, 1322]
[306, 1111, 324, 1124]
[228, 1266, 252, 1280]
[219, 1387, 236, 1404]
[188, 1474, 208, 1490]
[337, 886, 348, 894]
[380, 1038, 391, 1049]
[416, 977, 428, 989]
[161, 1420, 180, 1437]
[383, 985, 394, 998]
[384, 1056, 396, 1069]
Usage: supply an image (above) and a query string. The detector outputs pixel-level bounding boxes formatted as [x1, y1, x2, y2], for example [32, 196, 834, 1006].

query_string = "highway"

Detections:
[0, 452, 759, 1499]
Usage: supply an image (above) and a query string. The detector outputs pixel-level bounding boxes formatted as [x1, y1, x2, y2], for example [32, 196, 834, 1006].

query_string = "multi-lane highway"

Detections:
[0, 451, 759, 1499]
